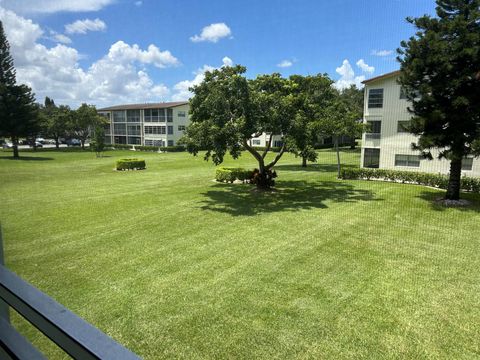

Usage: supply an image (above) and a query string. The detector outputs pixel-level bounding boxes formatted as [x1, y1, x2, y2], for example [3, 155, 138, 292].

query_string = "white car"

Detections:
[2, 142, 13, 149]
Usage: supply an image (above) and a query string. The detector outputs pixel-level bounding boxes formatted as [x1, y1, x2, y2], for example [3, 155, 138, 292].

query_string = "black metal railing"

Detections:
[0, 227, 141, 360]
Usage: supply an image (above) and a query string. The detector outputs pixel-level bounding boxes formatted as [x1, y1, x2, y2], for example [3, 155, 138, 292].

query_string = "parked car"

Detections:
[2, 142, 13, 149]
[34, 142, 43, 148]
[66, 138, 81, 146]
[35, 138, 45, 144]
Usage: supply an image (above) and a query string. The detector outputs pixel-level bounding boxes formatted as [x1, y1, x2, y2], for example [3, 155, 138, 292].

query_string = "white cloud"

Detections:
[356, 59, 374, 74]
[48, 31, 72, 44]
[134, 1, 143, 6]
[0, 0, 114, 14]
[333, 59, 368, 90]
[277, 59, 293, 68]
[172, 57, 234, 101]
[65, 18, 107, 34]
[0, 7, 176, 107]
[371, 49, 393, 57]
[190, 23, 232, 43]
[222, 56, 233, 67]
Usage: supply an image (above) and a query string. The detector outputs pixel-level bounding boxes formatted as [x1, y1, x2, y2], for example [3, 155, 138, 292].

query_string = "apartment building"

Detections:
[97, 101, 189, 147]
[360, 70, 480, 176]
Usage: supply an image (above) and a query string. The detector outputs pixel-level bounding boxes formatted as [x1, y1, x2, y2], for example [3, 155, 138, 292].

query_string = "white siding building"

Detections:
[360, 71, 480, 177]
[98, 102, 189, 147]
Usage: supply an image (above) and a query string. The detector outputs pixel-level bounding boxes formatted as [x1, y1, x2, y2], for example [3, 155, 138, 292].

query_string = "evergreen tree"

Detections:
[397, 0, 480, 200]
[0, 21, 39, 158]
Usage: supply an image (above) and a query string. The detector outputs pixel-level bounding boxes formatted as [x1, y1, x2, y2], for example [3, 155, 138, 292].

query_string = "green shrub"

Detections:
[340, 168, 480, 193]
[116, 158, 146, 171]
[134, 145, 159, 152]
[109, 144, 132, 150]
[159, 145, 186, 152]
[215, 167, 253, 183]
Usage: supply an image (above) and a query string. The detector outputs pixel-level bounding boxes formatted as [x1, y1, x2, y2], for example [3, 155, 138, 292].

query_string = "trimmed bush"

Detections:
[215, 167, 253, 183]
[340, 168, 480, 193]
[109, 144, 132, 150]
[116, 158, 146, 171]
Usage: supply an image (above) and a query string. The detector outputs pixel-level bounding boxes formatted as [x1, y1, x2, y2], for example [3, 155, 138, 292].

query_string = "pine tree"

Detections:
[0, 21, 39, 158]
[397, 0, 480, 200]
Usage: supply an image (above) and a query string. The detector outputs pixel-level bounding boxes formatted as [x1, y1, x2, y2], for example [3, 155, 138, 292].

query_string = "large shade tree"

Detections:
[0, 21, 39, 158]
[41, 97, 72, 149]
[287, 74, 336, 167]
[72, 103, 104, 149]
[182, 65, 296, 189]
[397, 0, 480, 200]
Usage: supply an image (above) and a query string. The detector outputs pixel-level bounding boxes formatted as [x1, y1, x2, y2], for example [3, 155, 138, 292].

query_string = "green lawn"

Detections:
[1, 148, 479, 359]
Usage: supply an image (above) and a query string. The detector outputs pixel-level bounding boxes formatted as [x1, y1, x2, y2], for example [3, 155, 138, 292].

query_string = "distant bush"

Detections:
[160, 145, 186, 152]
[249, 146, 283, 153]
[109, 144, 131, 150]
[215, 167, 253, 183]
[340, 168, 480, 193]
[116, 158, 146, 171]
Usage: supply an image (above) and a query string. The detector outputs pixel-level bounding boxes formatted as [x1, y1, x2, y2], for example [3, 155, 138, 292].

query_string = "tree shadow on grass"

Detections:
[275, 163, 358, 173]
[0, 155, 54, 161]
[416, 190, 480, 213]
[199, 180, 381, 216]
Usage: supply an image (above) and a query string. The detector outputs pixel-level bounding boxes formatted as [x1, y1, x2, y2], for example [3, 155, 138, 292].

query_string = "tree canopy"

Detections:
[397, 0, 480, 200]
[183, 65, 297, 188]
[0, 21, 39, 158]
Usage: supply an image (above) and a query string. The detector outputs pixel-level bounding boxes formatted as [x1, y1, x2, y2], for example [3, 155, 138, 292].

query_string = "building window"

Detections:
[395, 154, 421, 167]
[462, 157, 473, 171]
[113, 123, 126, 135]
[145, 139, 164, 147]
[113, 111, 126, 122]
[363, 148, 380, 168]
[168, 140, 174, 146]
[167, 125, 174, 135]
[127, 125, 141, 136]
[114, 136, 127, 144]
[144, 108, 165, 122]
[274, 140, 283, 147]
[252, 139, 261, 146]
[104, 124, 111, 135]
[144, 125, 166, 135]
[167, 109, 173, 122]
[127, 137, 141, 145]
[178, 111, 186, 117]
[178, 125, 186, 131]
[368, 88, 384, 108]
[397, 121, 411, 133]
[399, 87, 407, 99]
[126, 110, 140, 122]
[365, 120, 381, 140]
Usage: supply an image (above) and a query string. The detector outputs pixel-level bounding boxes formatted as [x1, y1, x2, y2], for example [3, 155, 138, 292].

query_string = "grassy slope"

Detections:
[0, 149, 479, 359]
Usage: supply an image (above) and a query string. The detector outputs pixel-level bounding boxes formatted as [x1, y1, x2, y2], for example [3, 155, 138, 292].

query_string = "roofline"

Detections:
[97, 101, 188, 111]
[362, 70, 401, 85]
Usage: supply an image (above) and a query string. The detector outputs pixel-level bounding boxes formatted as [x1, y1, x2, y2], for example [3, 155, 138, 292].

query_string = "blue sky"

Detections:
[0, 0, 436, 107]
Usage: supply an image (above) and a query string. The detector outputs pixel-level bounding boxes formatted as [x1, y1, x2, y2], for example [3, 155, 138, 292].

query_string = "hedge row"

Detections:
[108, 144, 186, 152]
[340, 168, 480, 193]
[116, 158, 146, 171]
[215, 167, 253, 183]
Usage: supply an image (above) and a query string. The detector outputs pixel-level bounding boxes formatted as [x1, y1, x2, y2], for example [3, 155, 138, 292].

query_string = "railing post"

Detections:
[0, 224, 10, 323]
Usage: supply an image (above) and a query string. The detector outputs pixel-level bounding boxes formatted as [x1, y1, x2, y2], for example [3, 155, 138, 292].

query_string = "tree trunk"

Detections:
[55, 136, 59, 149]
[445, 158, 462, 200]
[350, 137, 356, 149]
[12, 137, 19, 159]
[256, 161, 270, 189]
[335, 137, 341, 178]
[302, 156, 307, 167]
[81, 140, 85, 149]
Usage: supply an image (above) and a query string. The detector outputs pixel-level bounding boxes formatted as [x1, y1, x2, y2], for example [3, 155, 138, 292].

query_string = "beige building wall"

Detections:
[361, 73, 480, 177]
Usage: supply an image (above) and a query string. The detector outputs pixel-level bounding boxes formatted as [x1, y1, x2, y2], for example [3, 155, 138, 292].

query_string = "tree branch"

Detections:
[265, 141, 286, 169]
[262, 133, 273, 159]
[242, 139, 263, 164]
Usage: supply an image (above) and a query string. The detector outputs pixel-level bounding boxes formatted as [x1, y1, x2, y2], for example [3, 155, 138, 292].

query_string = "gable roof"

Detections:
[362, 70, 401, 85]
[97, 101, 188, 111]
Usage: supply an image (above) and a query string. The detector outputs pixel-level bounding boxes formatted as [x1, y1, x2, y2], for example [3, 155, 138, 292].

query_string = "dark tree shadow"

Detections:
[199, 180, 381, 216]
[274, 163, 358, 173]
[416, 190, 480, 213]
[0, 156, 54, 161]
